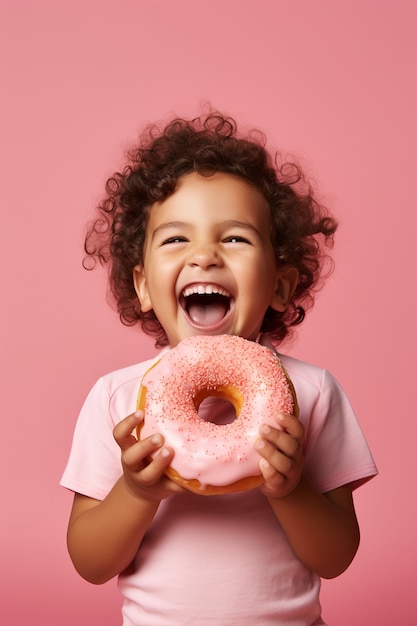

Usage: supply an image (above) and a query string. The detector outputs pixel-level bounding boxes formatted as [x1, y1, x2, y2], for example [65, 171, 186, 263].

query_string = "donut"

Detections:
[136, 334, 298, 495]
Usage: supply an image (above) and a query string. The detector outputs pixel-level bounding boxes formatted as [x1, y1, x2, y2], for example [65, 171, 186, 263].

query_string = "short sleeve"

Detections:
[279, 353, 378, 494]
[301, 369, 377, 493]
[60, 376, 125, 500]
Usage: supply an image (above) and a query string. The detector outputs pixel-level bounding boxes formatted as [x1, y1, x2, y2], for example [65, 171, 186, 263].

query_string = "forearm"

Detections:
[268, 476, 360, 579]
[67, 477, 159, 584]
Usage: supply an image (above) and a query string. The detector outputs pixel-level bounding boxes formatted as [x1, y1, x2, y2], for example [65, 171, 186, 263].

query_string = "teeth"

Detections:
[183, 285, 231, 298]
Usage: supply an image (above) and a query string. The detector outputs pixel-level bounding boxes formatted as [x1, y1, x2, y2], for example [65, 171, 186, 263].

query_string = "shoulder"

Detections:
[279, 353, 326, 385]
[277, 353, 354, 423]
[98, 350, 167, 397]
[261, 335, 328, 392]
[81, 351, 167, 422]
[278, 353, 333, 399]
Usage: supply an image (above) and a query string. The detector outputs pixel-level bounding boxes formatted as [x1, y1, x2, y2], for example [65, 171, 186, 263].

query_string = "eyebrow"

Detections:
[151, 220, 263, 240]
[151, 221, 188, 238]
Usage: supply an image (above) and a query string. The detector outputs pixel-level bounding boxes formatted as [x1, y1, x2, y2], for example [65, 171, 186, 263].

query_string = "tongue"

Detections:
[187, 301, 228, 326]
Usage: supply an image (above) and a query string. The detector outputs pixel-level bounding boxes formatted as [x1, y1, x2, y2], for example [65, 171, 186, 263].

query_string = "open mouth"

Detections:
[180, 284, 232, 327]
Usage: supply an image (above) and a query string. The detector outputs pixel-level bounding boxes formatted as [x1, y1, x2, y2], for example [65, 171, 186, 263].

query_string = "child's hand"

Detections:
[255, 413, 304, 499]
[113, 411, 184, 503]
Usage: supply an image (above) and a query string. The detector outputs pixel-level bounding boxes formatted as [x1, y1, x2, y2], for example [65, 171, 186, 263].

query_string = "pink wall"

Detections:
[1, 1, 416, 624]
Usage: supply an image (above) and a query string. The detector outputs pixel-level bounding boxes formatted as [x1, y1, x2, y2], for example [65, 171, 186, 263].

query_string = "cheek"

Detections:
[246, 257, 276, 290]
[239, 270, 276, 308]
[147, 264, 177, 302]
[257, 273, 279, 308]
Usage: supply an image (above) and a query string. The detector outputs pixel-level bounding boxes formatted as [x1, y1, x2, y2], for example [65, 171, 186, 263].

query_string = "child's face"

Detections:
[134, 172, 297, 347]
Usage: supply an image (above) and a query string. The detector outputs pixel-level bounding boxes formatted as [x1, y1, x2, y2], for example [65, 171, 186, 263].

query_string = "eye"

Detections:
[224, 235, 252, 244]
[161, 236, 188, 245]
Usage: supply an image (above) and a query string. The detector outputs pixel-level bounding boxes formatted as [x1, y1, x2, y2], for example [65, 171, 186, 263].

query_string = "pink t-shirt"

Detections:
[61, 339, 377, 625]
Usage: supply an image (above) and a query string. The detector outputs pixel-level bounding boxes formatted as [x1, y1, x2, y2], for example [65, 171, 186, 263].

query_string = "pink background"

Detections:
[1, 1, 416, 624]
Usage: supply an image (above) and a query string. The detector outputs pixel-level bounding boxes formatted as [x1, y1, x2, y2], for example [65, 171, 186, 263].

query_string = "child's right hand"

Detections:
[113, 411, 184, 503]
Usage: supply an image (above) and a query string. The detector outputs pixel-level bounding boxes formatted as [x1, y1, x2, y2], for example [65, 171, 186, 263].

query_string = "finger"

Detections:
[259, 468, 291, 499]
[255, 437, 294, 476]
[258, 424, 301, 459]
[258, 447, 303, 500]
[113, 411, 143, 452]
[136, 446, 175, 486]
[122, 432, 165, 470]
[259, 456, 286, 487]
[275, 412, 304, 442]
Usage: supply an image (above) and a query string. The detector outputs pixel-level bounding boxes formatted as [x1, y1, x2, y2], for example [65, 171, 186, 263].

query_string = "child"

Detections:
[61, 112, 377, 625]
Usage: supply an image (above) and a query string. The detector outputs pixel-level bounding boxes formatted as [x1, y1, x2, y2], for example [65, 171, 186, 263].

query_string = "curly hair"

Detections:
[84, 112, 337, 347]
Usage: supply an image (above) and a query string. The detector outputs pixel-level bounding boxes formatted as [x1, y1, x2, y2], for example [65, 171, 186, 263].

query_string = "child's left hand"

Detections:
[256, 413, 304, 499]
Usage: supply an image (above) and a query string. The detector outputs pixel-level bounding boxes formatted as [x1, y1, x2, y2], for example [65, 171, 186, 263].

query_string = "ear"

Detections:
[270, 266, 299, 312]
[133, 265, 153, 313]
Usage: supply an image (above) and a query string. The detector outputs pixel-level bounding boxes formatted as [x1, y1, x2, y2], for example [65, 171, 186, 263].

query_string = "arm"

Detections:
[67, 412, 183, 585]
[256, 413, 360, 579]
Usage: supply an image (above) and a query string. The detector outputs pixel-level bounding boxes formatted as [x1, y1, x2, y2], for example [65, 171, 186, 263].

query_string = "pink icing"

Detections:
[138, 335, 295, 489]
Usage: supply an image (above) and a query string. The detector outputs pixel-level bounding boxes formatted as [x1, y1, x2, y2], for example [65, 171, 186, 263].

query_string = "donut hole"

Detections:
[197, 397, 237, 425]
[194, 387, 243, 426]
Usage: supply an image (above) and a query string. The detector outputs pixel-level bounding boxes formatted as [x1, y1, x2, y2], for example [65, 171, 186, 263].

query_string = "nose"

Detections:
[187, 242, 223, 270]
